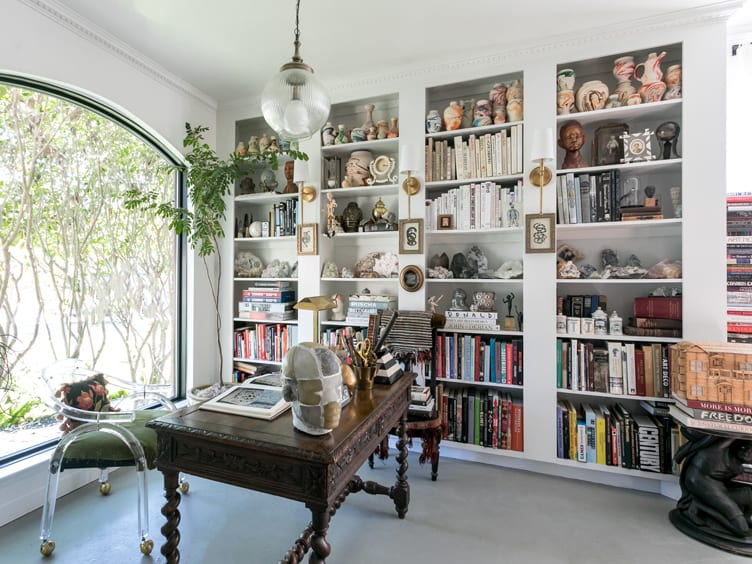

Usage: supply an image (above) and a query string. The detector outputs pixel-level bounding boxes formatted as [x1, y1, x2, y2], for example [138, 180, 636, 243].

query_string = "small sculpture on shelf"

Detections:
[427, 294, 444, 314]
[472, 291, 496, 312]
[493, 260, 523, 279]
[656, 121, 681, 160]
[324, 192, 338, 238]
[443, 101, 463, 131]
[321, 122, 336, 146]
[247, 135, 260, 156]
[234, 251, 264, 277]
[558, 120, 587, 169]
[260, 168, 278, 192]
[330, 294, 346, 321]
[502, 292, 517, 331]
[460, 99, 474, 129]
[427, 266, 453, 279]
[261, 259, 292, 278]
[321, 261, 340, 278]
[664, 64, 682, 100]
[334, 124, 348, 145]
[449, 288, 469, 311]
[426, 110, 442, 133]
[258, 133, 270, 153]
[341, 201, 363, 233]
[282, 160, 297, 194]
[472, 99, 492, 127]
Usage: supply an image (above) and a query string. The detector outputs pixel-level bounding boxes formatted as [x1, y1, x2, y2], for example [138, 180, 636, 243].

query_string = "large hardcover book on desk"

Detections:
[199, 381, 290, 420]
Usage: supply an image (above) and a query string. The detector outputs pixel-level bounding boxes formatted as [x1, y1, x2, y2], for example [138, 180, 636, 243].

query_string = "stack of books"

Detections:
[670, 395, 752, 436]
[238, 281, 296, 321]
[726, 194, 752, 341]
[375, 349, 403, 384]
[444, 310, 499, 331]
[623, 296, 681, 338]
[619, 205, 664, 221]
[345, 294, 396, 326]
[409, 386, 435, 418]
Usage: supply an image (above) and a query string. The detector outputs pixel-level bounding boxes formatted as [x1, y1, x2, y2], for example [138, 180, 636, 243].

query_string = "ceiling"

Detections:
[52, 0, 751, 106]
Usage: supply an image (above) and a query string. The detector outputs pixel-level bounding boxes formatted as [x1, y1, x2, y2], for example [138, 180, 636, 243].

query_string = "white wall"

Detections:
[0, 0, 217, 526]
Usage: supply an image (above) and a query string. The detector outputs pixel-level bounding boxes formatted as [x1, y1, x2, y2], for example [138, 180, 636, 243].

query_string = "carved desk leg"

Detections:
[393, 410, 410, 518]
[307, 504, 331, 564]
[160, 470, 181, 563]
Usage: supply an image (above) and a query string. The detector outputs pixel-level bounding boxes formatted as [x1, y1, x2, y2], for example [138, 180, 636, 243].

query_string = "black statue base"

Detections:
[670, 508, 752, 557]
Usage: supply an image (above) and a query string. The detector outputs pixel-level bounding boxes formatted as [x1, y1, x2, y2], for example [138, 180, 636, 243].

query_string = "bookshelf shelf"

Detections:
[234, 236, 296, 244]
[556, 389, 675, 402]
[556, 278, 682, 285]
[235, 192, 300, 205]
[556, 157, 681, 177]
[321, 183, 399, 198]
[321, 137, 396, 157]
[232, 357, 283, 366]
[557, 218, 682, 239]
[555, 332, 681, 344]
[555, 98, 682, 127]
[233, 318, 299, 325]
[439, 327, 523, 337]
[438, 377, 522, 389]
[426, 278, 523, 286]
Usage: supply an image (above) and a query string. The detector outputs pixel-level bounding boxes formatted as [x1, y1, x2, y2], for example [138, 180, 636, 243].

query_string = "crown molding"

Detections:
[223, 1, 740, 113]
[18, 0, 218, 111]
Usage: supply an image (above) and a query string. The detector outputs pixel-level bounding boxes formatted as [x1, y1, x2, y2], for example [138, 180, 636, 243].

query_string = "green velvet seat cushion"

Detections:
[61, 409, 168, 471]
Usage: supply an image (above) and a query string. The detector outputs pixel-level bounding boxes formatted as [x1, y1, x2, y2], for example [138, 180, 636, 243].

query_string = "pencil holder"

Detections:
[353, 364, 379, 390]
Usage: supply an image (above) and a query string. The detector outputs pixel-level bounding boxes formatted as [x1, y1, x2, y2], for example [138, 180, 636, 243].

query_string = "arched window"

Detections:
[0, 75, 185, 464]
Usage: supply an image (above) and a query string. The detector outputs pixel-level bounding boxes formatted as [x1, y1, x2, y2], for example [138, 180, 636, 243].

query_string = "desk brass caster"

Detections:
[179, 480, 190, 494]
[99, 481, 111, 495]
[40, 540, 55, 557]
[140, 538, 154, 555]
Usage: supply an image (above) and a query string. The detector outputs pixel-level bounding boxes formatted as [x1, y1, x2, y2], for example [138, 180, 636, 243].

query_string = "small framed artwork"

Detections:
[438, 214, 453, 230]
[525, 213, 556, 253]
[399, 218, 423, 254]
[592, 122, 629, 166]
[399, 265, 424, 292]
[621, 129, 656, 164]
[297, 223, 318, 255]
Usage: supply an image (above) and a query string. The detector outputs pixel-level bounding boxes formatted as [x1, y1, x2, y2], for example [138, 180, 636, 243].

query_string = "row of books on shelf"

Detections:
[556, 400, 676, 474]
[442, 388, 523, 451]
[233, 323, 298, 362]
[435, 332, 523, 385]
[424, 180, 523, 231]
[559, 294, 607, 318]
[557, 339, 671, 397]
[345, 294, 397, 325]
[556, 170, 631, 225]
[424, 124, 523, 182]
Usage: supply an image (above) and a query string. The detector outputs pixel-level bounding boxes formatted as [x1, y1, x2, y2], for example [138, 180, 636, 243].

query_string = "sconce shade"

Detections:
[293, 159, 309, 183]
[530, 128, 555, 163]
[400, 144, 417, 173]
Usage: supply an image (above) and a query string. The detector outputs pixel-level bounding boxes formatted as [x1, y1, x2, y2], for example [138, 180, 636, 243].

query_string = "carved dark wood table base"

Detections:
[148, 378, 412, 563]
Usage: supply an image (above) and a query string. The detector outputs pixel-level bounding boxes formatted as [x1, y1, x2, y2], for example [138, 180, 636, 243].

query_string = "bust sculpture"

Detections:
[558, 120, 587, 169]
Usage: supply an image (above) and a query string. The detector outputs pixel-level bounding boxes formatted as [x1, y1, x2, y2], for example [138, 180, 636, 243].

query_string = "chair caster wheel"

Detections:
[140, 538, 154, 555]
[99, 481, 111, 495]
[179, 481, 190, 494]
[40, 540, 56, 557]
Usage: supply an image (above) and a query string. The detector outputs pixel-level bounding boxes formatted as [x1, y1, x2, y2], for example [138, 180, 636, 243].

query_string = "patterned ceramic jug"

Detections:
[634, 51, 667, 85]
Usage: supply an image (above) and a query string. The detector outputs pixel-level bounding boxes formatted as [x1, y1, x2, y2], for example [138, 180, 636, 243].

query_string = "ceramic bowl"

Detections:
[575, 80, 610, 112]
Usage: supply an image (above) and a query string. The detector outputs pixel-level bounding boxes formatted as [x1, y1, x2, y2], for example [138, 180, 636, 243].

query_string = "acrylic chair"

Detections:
[369, 310, 446, 481]
[38, 358, 188, 557]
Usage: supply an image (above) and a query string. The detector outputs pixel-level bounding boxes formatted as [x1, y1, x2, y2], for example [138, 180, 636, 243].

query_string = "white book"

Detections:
[454, 135, 464, 180]
[559, 176, 570, 224]
[608, 341, 624, 395]
[199, 382, 290, 420]
[566, 173, 578, 224]
[570, 338, 579, 391]
[625, 342, 637, 395]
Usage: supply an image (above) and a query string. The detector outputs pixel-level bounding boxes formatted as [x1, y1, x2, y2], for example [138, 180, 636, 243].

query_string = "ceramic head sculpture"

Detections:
[281, 342, 343, 435]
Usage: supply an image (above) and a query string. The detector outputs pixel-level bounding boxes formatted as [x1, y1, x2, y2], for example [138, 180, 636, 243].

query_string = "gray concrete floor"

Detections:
[0, 451, 747, 563]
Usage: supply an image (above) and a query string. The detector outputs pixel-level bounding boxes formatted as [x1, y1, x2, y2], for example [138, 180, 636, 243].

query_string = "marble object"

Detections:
[490, 83, 508, 112]
[557, 90, 575, 116]
[354, 252, 380, 278]
[428, 252, 450, 269]
[330, 294, 346, 321]
[321, 261, 340, 278]
[493, 260, 523, 279]
[262, 259, 291, 278]
[427, 266, 453, 279]
[334, 124, 348, 144]
[556, 69, 575, 92]
[558, 260, 581, 279]
[450, 252, 471, 279]
[373, 252, 399, 278]
[601, 265, 648, 279]
[387, 117, 399, 138]
[341, 266, 354, 278]
[234, 252, 264, 277]
[350, 127, 367, 143]
[467, 246, 489, 275]
[575, 80, 609, 112]
[578, 263, 599, 278]
[260, 169, 278, 192]
[664, 64, 682, 100]
[646, 259, 682, 279]
[249, 221, 263, 238]
[473, 99, 492, 127]
[601, 248, 619, 268]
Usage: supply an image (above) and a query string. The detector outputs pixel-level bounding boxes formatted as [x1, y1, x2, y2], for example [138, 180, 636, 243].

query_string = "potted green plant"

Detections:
[124, 123, 307, 399]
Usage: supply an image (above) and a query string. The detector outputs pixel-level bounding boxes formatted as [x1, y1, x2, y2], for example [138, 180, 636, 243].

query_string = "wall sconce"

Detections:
[400, 145, 420, 219]
[528, 128, 555, 214]
[294, 160, 316, 203]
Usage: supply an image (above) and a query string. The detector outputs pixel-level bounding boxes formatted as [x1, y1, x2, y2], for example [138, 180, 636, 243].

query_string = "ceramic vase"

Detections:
[376, 120, 389, 139]
[350, 127, 366, 143]
[506, 79, 523, 103]
[247, 135, 259, 156]
[387, 117, 399, 138]
[258, 133, 270, 153]
[362, 103, 375, 131]
[460, 99, 474, 129]
[473, 99, 492, 127]
[506, 98, 523, 122]
[443, 101, 463, 131]
[493, 106, 507, 124]
[612, 56, 635, 84]
[575, 80, 609, 112]
[472, 291, 496, 312]
[345, 150, 373, 187]
[426, 110, 442, 133]
[489, 83, 508, 112]
[334, 124, 348, 144]
[634, 51, 667, 85]
[664, 64, 682, 100]
[321, 122, 336, 146]
[638, 81, 667, 103]
[614, 80, 637, 106]
[556, 69, 575, 92]
[556, 90, 575, 115]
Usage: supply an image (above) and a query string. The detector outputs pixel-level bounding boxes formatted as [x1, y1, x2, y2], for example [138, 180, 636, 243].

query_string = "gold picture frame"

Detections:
[438, 214, 453, 230]
[297, 223, 318, 255]
[525, 213, 556, 253]
[399, 265, 424, 292]
[399, 218, 423, 254]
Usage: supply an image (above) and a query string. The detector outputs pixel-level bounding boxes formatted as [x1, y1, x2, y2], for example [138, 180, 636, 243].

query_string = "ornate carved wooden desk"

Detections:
[148, 378, 411, 563]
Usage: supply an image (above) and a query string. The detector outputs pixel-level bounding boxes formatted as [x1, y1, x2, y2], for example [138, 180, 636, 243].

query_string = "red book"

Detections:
[511, 400, 524, 451]
[474, 335, 482, 381]
[634, 348, 646, 396]
[436, 335, 444, 378]
[505, 343, 513, 384]
[633, 296, 682, 320]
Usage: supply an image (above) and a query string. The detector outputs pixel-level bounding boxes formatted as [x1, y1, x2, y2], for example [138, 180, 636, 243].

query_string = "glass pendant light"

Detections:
[261, 0, 330, 141]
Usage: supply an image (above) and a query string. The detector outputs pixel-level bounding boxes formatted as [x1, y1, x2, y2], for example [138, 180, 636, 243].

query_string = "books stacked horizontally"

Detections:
[345, 293, 396, 326]
[238, 281, 296, 321]
[409, 386, 435, 418]
[623, 295, 681, 338]
[443, 310, 499, 331]
[375, 349, 403, 385]
[619, 205, 664, 221]
[670, 395, 752, 435]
